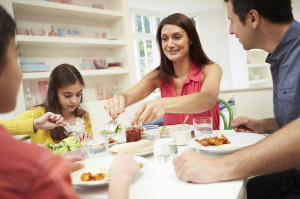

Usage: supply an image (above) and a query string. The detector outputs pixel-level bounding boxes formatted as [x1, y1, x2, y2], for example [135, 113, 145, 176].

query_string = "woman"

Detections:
[105, 13, 222, 129]
[0, 64, 93, 144]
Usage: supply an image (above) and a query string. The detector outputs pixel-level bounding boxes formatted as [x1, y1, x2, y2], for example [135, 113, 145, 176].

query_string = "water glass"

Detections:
[193, 117, 213, 137]
[143, 125, 160, 141]
[154, 138, 178, 163]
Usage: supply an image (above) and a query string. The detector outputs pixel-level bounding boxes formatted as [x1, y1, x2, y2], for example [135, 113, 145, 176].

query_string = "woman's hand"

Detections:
[33, 112, 67, 130]
[77, 132, 93, 142]
[104, 95, 126, 120]
[131, 99, 165, 126]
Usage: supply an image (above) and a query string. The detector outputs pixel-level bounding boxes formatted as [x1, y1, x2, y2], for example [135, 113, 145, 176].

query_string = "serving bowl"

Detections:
[30, 28, 45, 36]
[92, 3, 104, 9]
[16, 28, 30, 35]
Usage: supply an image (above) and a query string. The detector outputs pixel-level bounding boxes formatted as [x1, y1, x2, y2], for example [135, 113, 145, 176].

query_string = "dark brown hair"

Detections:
[41, 64, 88, 140]
[224, 0, 293, 24]
[0, 6, 16, 73]
[156, 13, 213, 85]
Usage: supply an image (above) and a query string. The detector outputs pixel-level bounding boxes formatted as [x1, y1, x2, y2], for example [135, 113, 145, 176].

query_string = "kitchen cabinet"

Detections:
[2, 0, 136, 115]
[246, 49, 272, 87]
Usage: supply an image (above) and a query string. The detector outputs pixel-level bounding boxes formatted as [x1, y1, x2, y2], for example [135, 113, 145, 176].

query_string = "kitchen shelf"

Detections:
[247, 63, 269, 68]
[248, 79, 268, 85]
[12, 0, 123, 23]
[22, 67, 129, 80]
[16, 35, 126, 49]
[3, 0, 136, 115]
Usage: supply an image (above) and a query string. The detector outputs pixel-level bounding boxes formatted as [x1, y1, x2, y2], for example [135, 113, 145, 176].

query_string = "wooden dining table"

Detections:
[75, 130, 247, 199]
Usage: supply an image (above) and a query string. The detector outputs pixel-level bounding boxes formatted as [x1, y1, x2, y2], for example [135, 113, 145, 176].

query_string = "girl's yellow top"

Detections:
[0, 106, 93, 144]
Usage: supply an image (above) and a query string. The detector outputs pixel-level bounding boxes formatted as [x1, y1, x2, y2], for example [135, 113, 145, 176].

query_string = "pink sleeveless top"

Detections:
[160, 63, 220, 130]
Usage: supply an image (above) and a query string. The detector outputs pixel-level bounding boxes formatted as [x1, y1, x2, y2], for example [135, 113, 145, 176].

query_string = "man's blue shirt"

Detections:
[266, 20, 300, 127]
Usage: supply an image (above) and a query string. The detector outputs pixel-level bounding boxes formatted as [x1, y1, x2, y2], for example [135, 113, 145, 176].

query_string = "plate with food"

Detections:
[188, 131, 266, 154]
[109, 140, 153, 156]
[71, 155, 147, 187]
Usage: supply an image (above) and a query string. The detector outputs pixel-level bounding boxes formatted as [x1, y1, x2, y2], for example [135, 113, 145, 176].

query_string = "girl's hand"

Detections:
[131, 99, 165, 126]
[104, 95, 126, 120]
[33, 112, 67, 130]
[77, 132, 93, 142]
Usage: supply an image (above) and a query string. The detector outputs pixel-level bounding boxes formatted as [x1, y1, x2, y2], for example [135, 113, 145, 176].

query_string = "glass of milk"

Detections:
[170, 124, 191, 146]
[193, 117, 213, 138]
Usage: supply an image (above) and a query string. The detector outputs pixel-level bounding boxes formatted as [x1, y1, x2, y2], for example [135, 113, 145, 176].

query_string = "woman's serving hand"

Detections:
[33, 112, 67, 130]
[131, 99, 165, 126]
[104, 95, 126, 120]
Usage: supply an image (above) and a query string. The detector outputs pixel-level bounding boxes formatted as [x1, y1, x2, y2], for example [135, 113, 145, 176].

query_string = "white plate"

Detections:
[132, 151, 153, 157]
[188, 131, 266, 154]
[72, 155, 147, 187]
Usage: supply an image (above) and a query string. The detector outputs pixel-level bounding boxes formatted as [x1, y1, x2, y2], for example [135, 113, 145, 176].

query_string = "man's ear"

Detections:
[248, 9, 260, 28]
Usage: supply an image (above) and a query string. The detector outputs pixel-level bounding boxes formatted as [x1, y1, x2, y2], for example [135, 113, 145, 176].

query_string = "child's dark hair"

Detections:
[0, 6, 16, 73]
[43, 63, 89, 140]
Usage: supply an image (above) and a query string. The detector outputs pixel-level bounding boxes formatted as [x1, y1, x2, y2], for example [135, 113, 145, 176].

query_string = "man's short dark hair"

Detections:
[224, 0, 293, 24]
[0, 6, 16, 71]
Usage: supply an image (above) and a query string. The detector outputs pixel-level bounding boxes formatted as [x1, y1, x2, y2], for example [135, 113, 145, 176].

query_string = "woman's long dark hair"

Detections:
[156, 13, 213, 85]
[41, 64, 88, 140]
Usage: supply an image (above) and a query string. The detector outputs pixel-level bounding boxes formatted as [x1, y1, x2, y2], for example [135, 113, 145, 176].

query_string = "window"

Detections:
[131, 12, 162, 80]
[131, 12, 198, 81]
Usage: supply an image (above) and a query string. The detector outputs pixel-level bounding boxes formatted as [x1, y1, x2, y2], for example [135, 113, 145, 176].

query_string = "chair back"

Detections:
[218, 98, 234, 130]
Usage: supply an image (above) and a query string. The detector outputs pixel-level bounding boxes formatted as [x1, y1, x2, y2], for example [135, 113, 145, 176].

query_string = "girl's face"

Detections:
[57, 80, 83, 115]
[161, 24, 191, 63]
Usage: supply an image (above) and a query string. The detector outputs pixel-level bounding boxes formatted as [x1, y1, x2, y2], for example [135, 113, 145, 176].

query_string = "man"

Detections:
[174, 0, 300, 198]
[0, 6, 139, 199]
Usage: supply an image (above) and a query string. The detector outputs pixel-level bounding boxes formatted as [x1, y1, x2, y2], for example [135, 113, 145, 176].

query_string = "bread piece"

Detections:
[110, 140, 153, 154]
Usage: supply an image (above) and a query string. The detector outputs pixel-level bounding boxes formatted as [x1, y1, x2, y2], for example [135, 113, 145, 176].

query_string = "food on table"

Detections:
[159, 126, 170, 135]
[71, 162, 110, 185]
[110, 140, 153, 154]
[139, 163, 144, 168]
[195, 134, 231, 146]
[125, 126, 143, 142]
[43, 135, 83, 154]
[99, 124, 122, 136]
[108, 138, 116, 144]
[81, 172, 109, 181]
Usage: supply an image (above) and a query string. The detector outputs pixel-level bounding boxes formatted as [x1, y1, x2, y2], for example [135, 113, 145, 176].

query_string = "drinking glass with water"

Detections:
[193, 117, 213, 137]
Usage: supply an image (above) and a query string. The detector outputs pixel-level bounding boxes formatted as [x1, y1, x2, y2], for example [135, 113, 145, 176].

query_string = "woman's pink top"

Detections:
[160, 63, 220, 130]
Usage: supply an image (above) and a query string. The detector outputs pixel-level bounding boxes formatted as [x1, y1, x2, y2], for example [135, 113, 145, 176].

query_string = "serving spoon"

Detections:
[104, 120, 118, 133]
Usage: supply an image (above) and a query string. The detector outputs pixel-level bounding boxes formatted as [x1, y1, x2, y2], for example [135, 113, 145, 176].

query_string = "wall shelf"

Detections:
[12, 0, 123, 23]
[16, 35, 126, 49]
[22, 67, 129, 80]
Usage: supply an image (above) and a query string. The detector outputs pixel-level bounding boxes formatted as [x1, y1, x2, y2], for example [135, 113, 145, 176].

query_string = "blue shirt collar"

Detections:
[266, 20, 300, 63]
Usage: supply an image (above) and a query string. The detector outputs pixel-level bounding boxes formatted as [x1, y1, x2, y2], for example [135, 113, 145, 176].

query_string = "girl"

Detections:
[105, 13, 222, 129]
[0, 63, 93, 144]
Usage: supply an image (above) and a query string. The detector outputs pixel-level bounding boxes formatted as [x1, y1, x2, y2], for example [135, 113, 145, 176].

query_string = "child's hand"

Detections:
[77, 132, 93, 142]
[33, 112, 67, 130]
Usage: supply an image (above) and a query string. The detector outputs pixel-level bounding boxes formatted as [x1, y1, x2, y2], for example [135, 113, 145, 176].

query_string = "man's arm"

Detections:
[174, 118, 300, 183]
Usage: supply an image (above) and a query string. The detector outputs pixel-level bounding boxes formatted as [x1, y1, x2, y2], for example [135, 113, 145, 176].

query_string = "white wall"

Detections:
[195, 9, 233, 90]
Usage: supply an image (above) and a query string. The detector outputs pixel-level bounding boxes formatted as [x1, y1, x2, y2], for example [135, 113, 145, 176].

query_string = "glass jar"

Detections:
[125, 126, 143, 142]
[23, 82, 37, 110]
